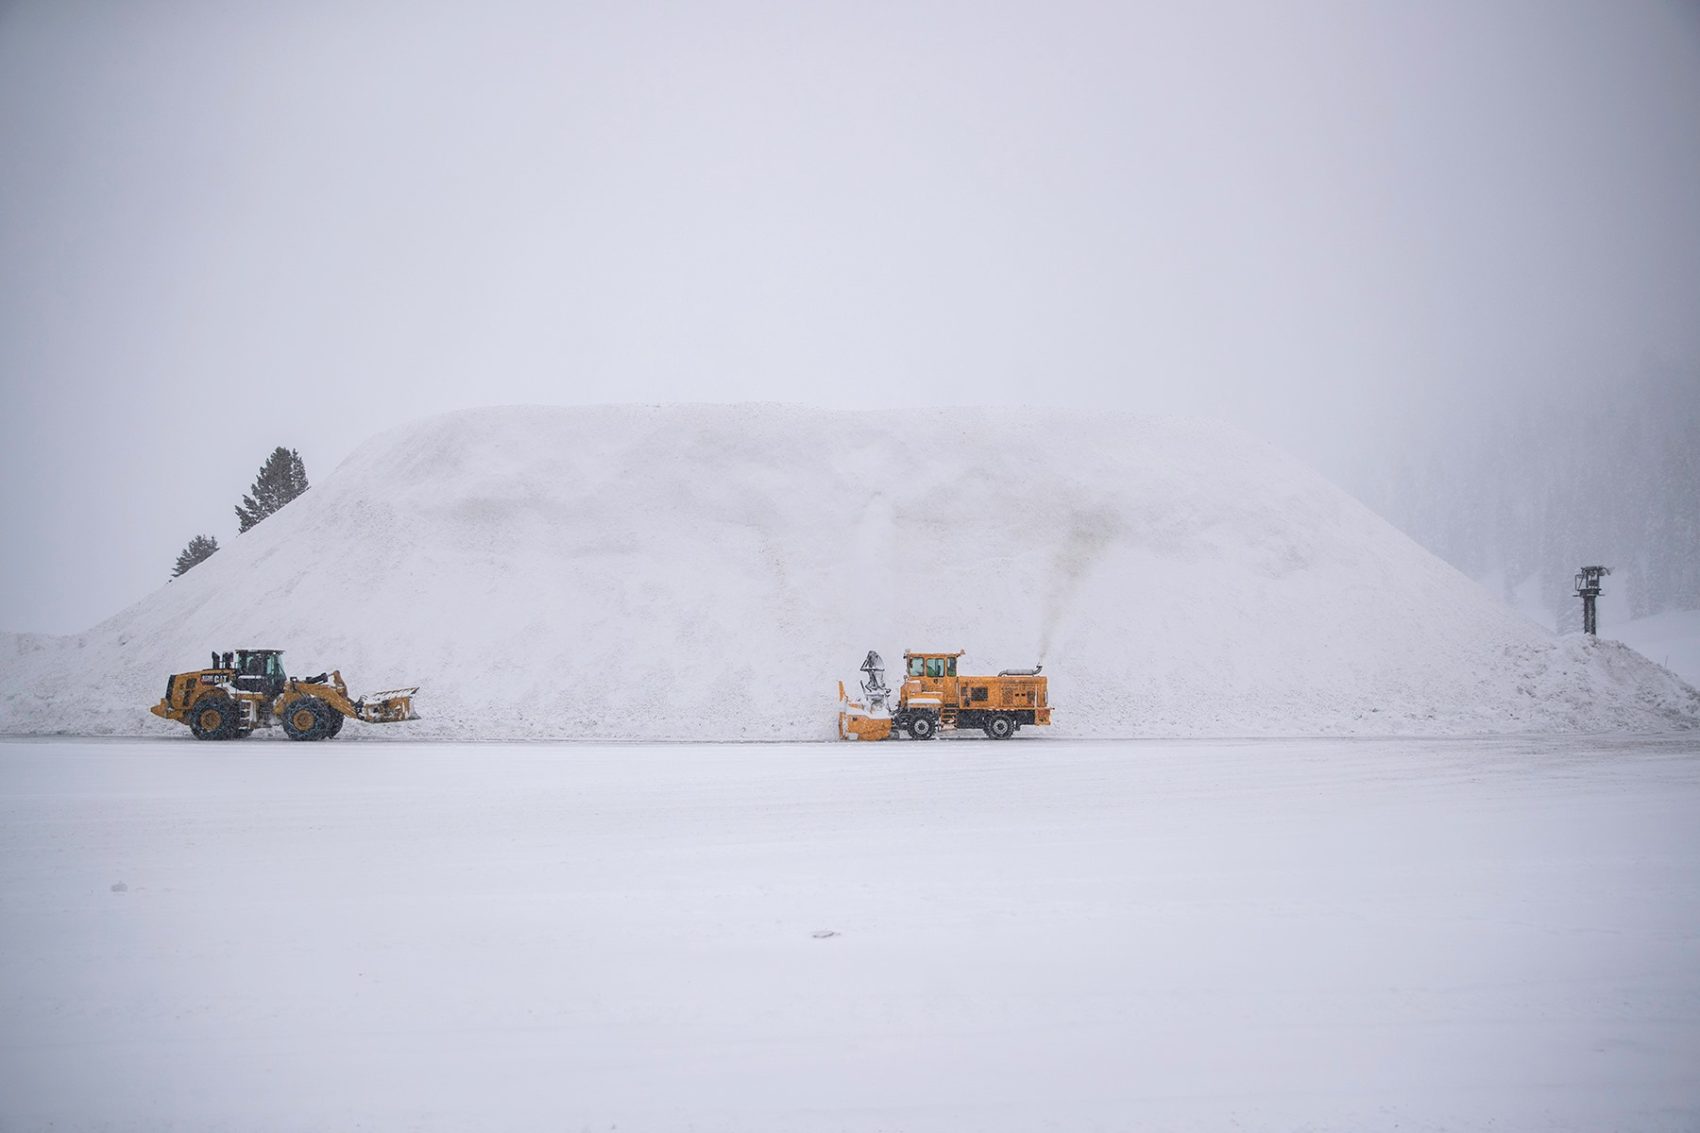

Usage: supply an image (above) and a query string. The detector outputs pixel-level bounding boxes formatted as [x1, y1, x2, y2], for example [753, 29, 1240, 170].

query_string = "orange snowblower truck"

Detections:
[151, 648, 418, 741]
[838, 649, 1052, 740]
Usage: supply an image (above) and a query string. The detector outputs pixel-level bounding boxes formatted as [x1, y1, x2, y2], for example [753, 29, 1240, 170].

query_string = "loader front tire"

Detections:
[323, 711, 344, 738]
[984, 715, 1014, 740]
[908, 713, 937, 741]
[189, 695, 240, 741]
[282, 697, 333, 741]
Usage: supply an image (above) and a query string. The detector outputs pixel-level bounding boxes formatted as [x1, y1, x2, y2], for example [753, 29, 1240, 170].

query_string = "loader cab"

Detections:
[231, 649, 287, 698]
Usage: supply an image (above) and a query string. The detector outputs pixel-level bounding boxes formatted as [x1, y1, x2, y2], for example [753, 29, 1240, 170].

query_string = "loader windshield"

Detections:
[265, 654, 285, 679]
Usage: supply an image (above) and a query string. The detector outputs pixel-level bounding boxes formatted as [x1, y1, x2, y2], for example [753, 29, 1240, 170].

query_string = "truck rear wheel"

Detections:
[282, 697, 333, 741]
[189, 696, 240, 741]
[984, 715, 1014, 740]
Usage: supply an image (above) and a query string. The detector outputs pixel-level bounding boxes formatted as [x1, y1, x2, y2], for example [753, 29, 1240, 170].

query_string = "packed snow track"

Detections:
[2, 736, 1697, 1131]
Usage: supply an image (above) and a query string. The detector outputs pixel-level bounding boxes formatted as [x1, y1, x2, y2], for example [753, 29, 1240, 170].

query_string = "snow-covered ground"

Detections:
[3, 406, 1696, 738]
[3, 735, 1697, 1131]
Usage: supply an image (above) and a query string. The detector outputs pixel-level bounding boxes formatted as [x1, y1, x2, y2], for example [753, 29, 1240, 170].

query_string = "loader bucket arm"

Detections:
[279, 671, 420, 725]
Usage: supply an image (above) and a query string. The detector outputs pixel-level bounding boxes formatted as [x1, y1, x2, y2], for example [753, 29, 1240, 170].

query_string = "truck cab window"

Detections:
[926, 658, 945, 678]
[909, 657, 925, 676]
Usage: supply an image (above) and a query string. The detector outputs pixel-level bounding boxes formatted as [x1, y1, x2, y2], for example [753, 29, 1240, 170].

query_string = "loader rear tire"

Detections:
[282, 697, 333, 741]
[984, 715, 1014, 740]
[908, 713, 937, 741]
[189, 695, 240, 741]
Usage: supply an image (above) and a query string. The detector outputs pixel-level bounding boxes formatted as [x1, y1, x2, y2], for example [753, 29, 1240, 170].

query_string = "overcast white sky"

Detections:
[3, 0, 1698, 634]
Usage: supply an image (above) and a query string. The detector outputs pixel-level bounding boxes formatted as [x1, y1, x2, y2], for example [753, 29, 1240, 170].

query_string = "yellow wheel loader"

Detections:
[838, 650, 1051, 741]
[151, 649, 418, 741]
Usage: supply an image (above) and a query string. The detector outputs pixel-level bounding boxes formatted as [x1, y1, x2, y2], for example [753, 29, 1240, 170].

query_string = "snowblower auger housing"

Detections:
[150, 649, 419, 741]
[838, 649, 1051, 741]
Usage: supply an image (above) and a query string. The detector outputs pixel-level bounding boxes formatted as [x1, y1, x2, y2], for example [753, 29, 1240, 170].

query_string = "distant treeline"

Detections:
[1356, 362, 1700, 630]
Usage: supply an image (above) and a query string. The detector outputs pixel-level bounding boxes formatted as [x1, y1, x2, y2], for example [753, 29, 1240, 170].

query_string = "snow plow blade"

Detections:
[837, 681, 892, 741]
[355, 687, 420, 723]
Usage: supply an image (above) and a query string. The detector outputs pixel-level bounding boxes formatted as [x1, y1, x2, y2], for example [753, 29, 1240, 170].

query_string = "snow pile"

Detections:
[1478, 566, 1700, 690]
[2, 405, 1696, 739]
[1605, 610, 1700, 689]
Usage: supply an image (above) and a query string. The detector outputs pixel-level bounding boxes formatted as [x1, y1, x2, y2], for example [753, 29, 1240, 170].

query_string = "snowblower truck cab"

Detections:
[838, 650, 1051, 741]
[150, 649, 418, 741]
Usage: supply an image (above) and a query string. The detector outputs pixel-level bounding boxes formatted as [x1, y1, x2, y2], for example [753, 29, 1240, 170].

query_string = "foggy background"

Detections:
[3, 0, 1698, 635]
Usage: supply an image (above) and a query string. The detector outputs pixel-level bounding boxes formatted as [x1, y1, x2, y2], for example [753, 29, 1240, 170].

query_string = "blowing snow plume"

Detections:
[2, 405, 1696, 740]
[1036, 506, 1126, 666]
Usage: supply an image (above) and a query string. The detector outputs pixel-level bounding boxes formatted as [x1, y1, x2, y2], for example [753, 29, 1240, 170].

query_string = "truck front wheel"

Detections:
[908, 713, 938, 740]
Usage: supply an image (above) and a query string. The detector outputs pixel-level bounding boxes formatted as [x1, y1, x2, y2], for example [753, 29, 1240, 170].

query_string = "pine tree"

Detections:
[235, 447, 310, 532]
[172, 534, 219, 578]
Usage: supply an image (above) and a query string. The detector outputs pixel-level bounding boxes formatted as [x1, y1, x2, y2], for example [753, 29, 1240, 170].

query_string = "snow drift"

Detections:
[3, 405, 1696, 739]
